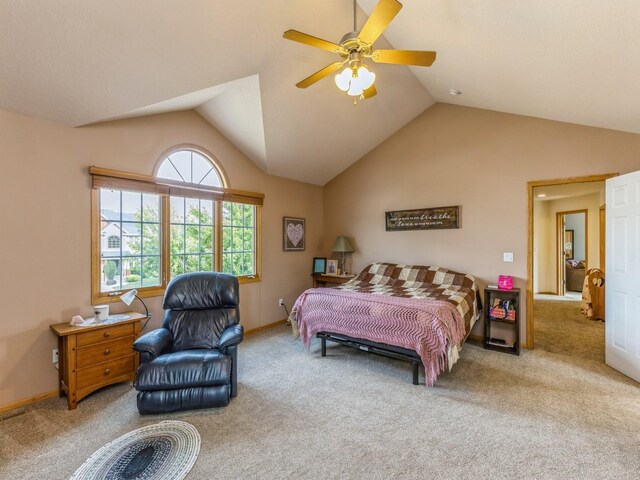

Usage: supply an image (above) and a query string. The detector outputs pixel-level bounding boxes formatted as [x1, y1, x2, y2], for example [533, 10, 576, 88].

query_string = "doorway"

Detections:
[527, 174, 614, 359]
[556, 209, 588, 297]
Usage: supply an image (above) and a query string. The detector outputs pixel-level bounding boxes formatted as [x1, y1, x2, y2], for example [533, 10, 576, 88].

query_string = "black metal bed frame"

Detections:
[316, 332, 423, 385]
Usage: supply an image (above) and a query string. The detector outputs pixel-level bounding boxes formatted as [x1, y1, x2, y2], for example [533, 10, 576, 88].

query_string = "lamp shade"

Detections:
[120, 289, 138, 306]
[332, 236, 354, 253]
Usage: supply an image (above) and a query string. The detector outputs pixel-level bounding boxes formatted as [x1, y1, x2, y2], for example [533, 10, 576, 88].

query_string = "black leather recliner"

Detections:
[132, 272, 243, 414]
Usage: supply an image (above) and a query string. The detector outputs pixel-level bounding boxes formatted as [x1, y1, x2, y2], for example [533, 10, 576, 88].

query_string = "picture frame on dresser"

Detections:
[312, 257, 327, 275]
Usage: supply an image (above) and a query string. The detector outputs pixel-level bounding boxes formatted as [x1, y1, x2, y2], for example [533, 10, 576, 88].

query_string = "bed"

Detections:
[290, 263, 481, 386]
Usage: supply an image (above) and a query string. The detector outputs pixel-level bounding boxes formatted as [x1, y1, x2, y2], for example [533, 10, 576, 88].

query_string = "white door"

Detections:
[606, 171, 640, 382]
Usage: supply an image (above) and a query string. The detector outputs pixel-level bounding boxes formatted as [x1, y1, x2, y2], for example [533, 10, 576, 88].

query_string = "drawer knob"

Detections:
[105, 368, 111, 376]
[104, 349, 111, 355]
[104, 331, 111, 338]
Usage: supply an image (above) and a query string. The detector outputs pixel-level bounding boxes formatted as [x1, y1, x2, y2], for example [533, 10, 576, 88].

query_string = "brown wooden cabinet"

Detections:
[50, 312, 144, 409]
[312, 274, 355, 288]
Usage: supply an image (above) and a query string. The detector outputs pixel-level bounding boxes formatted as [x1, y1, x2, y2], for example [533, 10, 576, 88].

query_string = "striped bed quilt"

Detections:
[291, 263, 480, 386]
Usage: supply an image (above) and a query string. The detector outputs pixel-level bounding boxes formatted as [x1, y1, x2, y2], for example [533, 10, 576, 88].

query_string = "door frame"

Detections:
[556, 209, 588, 295]
[526, 173, 616, 349]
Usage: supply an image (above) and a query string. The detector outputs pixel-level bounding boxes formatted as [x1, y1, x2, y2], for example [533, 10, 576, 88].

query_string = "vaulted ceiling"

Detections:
[1, 1, 639, 185]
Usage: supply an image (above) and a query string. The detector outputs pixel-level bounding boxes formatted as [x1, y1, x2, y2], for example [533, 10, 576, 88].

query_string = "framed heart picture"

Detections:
[283, 217, 305, 251]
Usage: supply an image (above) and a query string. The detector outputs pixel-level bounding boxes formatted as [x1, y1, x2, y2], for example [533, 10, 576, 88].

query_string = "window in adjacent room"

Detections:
[91, 146, 262, 304]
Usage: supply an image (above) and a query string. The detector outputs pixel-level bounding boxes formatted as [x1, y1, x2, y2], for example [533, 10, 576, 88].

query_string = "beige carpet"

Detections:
[1, 325, 638, 479]
[534, 297, 605, 363]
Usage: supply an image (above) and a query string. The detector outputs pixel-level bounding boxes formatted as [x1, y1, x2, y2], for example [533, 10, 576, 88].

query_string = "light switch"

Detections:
[503, 252, 514, 262]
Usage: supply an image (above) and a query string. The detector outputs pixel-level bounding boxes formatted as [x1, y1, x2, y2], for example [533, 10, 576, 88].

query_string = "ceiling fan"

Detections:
[283, 0, 436, 101]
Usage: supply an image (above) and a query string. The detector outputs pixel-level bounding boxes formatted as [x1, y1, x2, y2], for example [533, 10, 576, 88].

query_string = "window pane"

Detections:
[167, 150, 191, 182]
[223, 253, 232, 273]
[231, 203, 243, 225]
[123, 257, 142, 288]
[222, 226, 231, 251]
[171, 255, 184, 277]
[170, 196, 185, 223]
[243, 205, 254, 227]
[185, 198, 199, 224]
[243, 253, 254, 275]
[185, 225, 199, 254]
[122, 191, 142, 220]
[143, 224, 160, 255]
[157, 159, 183, 182]
[142, 256, 161, 287]
[101, 259, 121, 292]
[100, 189, 120, 219]
[200, 200, 213, 226]
[185, 254, 200, 273]
[243, 229, 254, 252]
[170, 225, 184, 254]
[232, 227, 243, 251]
[142, 194, 160, 222]
[200, 226, 213, 253]
[122, 223, 141, 256]
[201, 254, 213, 271]
[232, 253, 242, 276]
[192, 153, 213, 185]
[222, 202, 231, 226]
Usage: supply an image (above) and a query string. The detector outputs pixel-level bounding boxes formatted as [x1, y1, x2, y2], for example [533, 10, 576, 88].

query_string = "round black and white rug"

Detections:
[70, 421, 200, 480]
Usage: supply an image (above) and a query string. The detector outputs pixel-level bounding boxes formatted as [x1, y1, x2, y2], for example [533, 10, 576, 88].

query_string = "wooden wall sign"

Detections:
[385, 206, 460, 231]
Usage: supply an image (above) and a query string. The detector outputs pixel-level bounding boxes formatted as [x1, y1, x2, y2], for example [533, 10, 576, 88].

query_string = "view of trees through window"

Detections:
[94, 148, 260, 300]
[99, 189, 161, 293]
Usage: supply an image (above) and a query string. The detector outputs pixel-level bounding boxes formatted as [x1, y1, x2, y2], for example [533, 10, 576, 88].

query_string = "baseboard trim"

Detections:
[245, 319, 288, 336]
[1, 320, 289, 413]
[467, 334, 484, 343]
[0, 389, 58, 415]
[535, 291, 558, 295]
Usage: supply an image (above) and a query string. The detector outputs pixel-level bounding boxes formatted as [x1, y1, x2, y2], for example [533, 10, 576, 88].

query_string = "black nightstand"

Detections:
[484, 287, 520, 355]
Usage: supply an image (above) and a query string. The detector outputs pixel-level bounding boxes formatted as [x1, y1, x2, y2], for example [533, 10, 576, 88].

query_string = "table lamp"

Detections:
[120, 288, 150, 318]
[332, 235, 354, 275]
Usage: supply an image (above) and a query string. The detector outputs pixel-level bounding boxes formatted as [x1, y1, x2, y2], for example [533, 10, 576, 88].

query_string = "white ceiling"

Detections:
[534, 181, 604, 202]
[1, 1, 639, 185]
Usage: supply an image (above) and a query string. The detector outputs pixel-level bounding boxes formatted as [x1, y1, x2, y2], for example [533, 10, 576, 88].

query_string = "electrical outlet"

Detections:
[278, 298, 284, 307]
[503, 252, 514, 262]
[52, 349, 59, 364]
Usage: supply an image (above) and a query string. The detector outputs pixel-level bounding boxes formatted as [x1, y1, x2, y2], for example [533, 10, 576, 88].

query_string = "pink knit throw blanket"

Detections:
[293, 288, 465, 386]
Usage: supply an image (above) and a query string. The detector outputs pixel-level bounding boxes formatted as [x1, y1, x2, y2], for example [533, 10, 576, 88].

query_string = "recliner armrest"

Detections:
[133, 328, 173, 364]
[219, 324, 243, 350]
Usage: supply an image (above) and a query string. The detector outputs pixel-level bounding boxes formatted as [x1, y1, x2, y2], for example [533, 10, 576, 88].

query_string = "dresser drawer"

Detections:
[76, 356, 135, 391]
[76, 336, 134, 369]
[76, 323, 135, 347]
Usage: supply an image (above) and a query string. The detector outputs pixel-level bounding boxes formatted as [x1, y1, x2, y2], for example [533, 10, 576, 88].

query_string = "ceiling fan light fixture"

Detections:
[335, 68, 352, 92]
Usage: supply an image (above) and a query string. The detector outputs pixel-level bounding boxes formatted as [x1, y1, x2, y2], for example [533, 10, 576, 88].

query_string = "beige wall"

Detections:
[323, 103, 640, 342]
[534, 192, 604, 293]
[0, 109, 323, 407]
[533, 200, 551, 293]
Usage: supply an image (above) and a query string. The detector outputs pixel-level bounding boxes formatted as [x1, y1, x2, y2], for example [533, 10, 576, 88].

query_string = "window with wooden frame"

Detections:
[91, 146, 263, 304]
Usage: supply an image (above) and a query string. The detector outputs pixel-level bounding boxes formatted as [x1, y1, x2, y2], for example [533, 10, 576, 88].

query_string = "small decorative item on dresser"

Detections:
[312, 257, 327, 275]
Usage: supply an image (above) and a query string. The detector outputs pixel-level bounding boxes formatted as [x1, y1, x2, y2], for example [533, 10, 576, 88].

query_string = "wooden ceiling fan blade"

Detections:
[296, 61, 346, 89]
[363, 84, 377, 99]
[371, 49, 437, 66]
[283, 30, 345, 54]
[358, 0, 402, 46]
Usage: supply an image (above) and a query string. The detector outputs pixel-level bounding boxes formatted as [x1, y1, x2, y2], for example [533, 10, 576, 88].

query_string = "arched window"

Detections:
[156, 149, 225, 187]
[91, 145, 262, 304]
[107, 235, 120, 249]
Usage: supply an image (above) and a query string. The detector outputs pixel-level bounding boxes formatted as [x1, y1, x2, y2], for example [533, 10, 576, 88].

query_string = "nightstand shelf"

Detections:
[484, 287, 520, 355]
[312, 274, 355, 288]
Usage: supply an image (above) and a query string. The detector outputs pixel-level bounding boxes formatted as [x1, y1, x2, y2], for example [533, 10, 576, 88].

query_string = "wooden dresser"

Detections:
[50, 312, 144, 410]
[312, 274, 355, 288]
